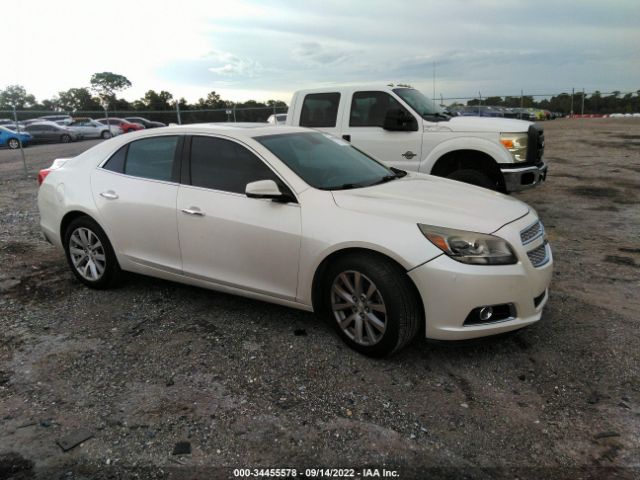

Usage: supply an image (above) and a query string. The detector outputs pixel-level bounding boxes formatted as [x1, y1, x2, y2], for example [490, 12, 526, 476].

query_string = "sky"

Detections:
[5, 0, 640, 104]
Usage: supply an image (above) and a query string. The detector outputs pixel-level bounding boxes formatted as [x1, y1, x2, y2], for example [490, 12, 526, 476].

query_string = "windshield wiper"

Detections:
[368, 168, 408, 186]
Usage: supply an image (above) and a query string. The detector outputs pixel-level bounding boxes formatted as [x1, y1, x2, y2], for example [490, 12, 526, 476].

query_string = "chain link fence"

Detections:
[0, 105, 289, 126]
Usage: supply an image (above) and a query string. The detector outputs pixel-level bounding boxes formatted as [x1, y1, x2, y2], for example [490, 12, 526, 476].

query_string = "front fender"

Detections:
[420, 136, 512, 173]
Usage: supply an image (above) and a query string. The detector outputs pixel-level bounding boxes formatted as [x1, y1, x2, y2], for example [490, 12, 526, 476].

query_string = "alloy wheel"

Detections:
[331, 270, 387, 346]
[69, 227, 106, 281]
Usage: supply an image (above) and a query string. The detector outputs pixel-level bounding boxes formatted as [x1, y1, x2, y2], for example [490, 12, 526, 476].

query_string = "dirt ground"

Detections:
[0, 119, 639, 480]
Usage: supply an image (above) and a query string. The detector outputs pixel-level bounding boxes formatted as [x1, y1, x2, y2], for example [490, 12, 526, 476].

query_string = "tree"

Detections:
[57, 88, 101, 111]
[195, 91, 230, 109]
[89, 72, 132, 105]
[138, 90, 174, 110]
[0, 85, 37, 109]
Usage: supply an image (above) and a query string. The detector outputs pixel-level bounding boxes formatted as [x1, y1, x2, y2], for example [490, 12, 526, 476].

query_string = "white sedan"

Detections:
[37, 125, 552, 356]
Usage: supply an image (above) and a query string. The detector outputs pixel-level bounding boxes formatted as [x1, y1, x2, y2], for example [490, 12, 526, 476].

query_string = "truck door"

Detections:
[339, 91, 423, 171]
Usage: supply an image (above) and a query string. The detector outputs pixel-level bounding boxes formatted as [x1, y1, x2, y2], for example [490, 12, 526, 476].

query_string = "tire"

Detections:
[8, 138, 20, 149]
[321, 253, 422, 357]
[101, 130, 112, 139]
[63, 216, 121, 289]
[61, 134, 72, 143]
[446, 169, 497, 190]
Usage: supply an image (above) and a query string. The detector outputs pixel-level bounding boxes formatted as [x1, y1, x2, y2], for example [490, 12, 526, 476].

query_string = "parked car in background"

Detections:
[0, 118, 15, 126]
[267, 113, 287, 125]
[24, 122, 79, 143]
[37, 124, 552, 357]
[287, 85, 547, 192]
[97, 118, 145, 133]
[0, 126, 32, 149]
[39, 114, 73, 125]
[68, 119, 122, 139]
[123, 117, 166, 129]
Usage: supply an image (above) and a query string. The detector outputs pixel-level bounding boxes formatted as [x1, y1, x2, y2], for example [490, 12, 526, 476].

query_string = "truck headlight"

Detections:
[500, 133, 528, 162]
[418, 224, 517, 265]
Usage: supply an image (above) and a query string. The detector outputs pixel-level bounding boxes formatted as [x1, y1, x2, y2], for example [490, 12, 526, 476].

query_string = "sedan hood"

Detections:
[331, 173, 529, 234]
[438, 116, 532, 133]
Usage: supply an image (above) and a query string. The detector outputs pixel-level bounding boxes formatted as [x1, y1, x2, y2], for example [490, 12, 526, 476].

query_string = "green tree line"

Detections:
[0, 72, 287, 123]
[465, 90, 640, 114]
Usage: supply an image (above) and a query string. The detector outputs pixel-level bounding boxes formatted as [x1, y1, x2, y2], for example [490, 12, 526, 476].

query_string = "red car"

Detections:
[97, 117, 145, 133]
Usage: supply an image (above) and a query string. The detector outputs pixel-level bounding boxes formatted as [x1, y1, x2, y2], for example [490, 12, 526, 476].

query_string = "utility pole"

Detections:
[12, 106, 28, 177]
[520, 90, 524, 119]
[581, 88, 585, 115]
[175, 101, 182, 125]
[570, 87, 575, 117]
[432, 61, 436, 101]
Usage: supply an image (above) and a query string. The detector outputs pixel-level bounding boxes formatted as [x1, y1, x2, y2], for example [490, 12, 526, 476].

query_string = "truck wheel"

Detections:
[321, 252, 421, 357]
[447, 169, 497, 190]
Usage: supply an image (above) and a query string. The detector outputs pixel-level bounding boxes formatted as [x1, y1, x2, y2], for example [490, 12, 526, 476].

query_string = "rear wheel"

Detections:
[61, 134, 72, 143]
[8, 138, 19, 149]
[63, 216, 121, 289]
[322, 253, 421, 357]
[101, 130, 112, 139]
[446, 169, 497, 190]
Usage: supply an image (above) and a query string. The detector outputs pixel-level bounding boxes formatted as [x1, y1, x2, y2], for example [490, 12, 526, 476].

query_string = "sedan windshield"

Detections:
[256, 132, 401, 190]
[393, 88, 448, 120]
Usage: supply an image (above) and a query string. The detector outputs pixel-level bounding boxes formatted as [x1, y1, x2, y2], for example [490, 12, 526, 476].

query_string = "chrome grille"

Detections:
[527, 242, 550, 267]
[520, 220, 544, 245]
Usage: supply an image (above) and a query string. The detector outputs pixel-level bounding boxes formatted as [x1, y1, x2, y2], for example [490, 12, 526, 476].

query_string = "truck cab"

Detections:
[286, 85, 547, 192]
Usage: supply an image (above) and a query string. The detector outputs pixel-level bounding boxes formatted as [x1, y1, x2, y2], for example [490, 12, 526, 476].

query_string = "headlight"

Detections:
[418, 224, 517, 265]
[500, 133, 528, 162]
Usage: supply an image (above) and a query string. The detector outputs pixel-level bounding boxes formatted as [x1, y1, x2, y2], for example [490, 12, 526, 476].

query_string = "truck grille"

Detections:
[527, 242, 550, 267]
[526, 124, 545, 164]
[520, 220, 544, 245]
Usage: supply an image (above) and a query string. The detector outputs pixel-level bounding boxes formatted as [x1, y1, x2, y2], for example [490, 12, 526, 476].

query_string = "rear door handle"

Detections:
[100, 191, 118, 200]
[181, 207, 205, 216]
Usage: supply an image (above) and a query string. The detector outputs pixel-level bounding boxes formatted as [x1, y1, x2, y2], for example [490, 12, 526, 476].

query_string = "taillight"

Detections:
[38, 169, 52, 186]
[37, 158, 69, 186]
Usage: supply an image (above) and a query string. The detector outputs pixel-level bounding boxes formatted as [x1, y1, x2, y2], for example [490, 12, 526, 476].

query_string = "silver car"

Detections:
[68, 119, 121, 139]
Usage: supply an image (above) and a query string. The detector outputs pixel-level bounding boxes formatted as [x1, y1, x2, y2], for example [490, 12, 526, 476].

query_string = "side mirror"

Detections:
[383, 108, 418, 132]
[245, 180, 294, 203]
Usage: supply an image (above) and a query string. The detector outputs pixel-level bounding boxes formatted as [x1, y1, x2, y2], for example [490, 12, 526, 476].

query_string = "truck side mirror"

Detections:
[383, 108, 418, 132]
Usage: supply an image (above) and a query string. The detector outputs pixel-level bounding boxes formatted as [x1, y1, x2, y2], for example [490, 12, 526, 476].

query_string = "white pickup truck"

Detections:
[286, 85, 547, 192]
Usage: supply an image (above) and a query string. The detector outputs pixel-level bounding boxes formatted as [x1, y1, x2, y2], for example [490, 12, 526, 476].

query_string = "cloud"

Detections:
[292, 42, 355, 66]
[207, 51, 264, 78]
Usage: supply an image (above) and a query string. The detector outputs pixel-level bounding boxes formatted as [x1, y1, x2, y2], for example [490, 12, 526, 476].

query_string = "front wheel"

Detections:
[101, 130, 112, 139]
[446, 169, 498, 190]
[8, 138, 20, 149]
[61, 134, 72, 143]
[63, 216, 121, 289]
[322, 253, 422, 357]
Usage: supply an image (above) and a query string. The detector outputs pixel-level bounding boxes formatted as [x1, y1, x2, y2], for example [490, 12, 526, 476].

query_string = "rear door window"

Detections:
[103, 136, 179, 181]
[300, 93, 340, 128]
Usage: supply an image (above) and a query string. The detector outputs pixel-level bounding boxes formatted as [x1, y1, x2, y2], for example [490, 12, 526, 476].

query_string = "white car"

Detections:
[37, 124, 552, 356]
[267, 113, 287, 125]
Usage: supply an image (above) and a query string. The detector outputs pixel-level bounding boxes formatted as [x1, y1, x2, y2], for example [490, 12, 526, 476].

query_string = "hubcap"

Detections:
[9, 139, 18, 148]
[331, 270, 387, 346]
[69, 227, 106, 281]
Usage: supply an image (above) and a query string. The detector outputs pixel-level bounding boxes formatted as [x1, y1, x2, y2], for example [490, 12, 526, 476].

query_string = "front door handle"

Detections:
[100, 191, 118, 200]
[181, 207, 205, 217]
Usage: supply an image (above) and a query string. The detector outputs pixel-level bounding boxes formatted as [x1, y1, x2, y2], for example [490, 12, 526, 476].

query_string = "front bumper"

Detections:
[408, 213, 553, 340]
[501, 162, 547, 192]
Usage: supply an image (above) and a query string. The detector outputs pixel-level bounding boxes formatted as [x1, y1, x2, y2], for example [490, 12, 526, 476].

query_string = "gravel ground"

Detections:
[0, 120, 639, 480]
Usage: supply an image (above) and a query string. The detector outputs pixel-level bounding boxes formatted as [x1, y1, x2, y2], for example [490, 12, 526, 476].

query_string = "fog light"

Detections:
[479, 306, 493, 321]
